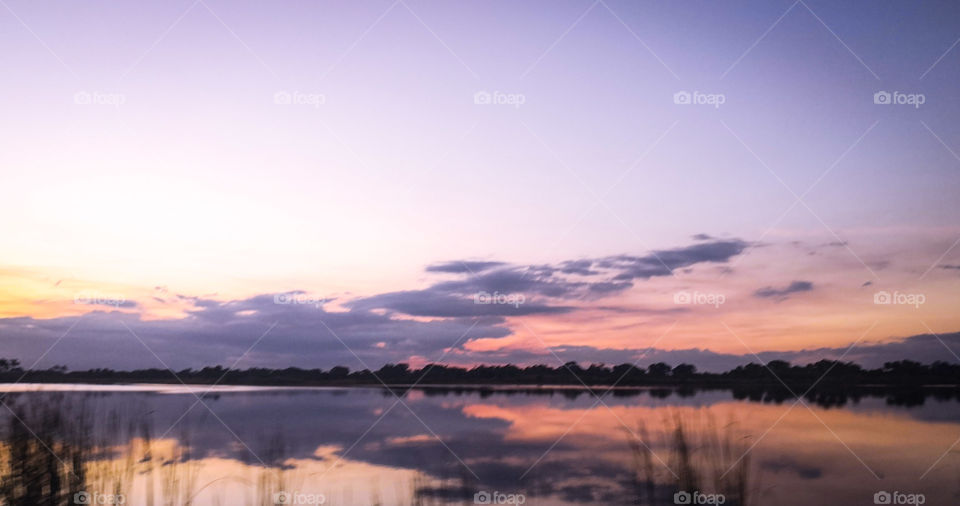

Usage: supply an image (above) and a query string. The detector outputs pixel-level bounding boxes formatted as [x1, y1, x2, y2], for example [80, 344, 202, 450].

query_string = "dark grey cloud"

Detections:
[558, 259, 599, 276]
[346, 265, 586, 317]
[354, 239, 750, 318]
[0, 296, 511, 370]
[599, 239, 750, 282]
[754, 280, 814, 299]
[429, 267, 584, 299]
[587, 281, 634, 294]
[348, 290, 574, 317]
[941, 264, 960, 271]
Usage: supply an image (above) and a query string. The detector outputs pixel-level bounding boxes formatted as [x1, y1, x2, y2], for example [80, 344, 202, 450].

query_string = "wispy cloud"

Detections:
[754, 280, 814, 300]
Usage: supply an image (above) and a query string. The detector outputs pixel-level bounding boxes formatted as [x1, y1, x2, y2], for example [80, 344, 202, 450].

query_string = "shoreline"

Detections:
[1, 381, 958, 391]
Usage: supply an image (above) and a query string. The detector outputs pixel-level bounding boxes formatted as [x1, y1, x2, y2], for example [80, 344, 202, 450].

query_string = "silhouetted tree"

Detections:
[648, 363, 672, 378]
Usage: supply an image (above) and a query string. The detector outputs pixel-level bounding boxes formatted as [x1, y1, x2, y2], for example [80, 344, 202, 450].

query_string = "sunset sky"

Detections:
[1, 0, 959, 370]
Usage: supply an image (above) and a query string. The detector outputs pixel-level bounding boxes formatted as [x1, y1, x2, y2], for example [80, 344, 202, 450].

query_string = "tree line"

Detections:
[0, 358, 957, 388]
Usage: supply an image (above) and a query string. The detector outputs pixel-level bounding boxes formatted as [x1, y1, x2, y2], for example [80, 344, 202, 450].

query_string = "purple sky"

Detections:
[1, 0, 959, 370]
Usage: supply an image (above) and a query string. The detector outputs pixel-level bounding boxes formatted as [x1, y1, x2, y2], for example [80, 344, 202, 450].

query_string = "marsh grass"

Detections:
[627, 412, 757, 506]
[0, 394, 437, 505]
[0, 395, 235, 505]
[0, 394, 90, 505]
[0, 394, 747, 505]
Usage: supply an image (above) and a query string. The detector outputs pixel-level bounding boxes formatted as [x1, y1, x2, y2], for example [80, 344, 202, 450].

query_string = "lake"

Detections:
[0, 384, 956, 505]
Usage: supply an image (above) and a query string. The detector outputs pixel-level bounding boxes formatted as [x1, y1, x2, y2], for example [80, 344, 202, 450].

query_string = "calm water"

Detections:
[1, 384, 958, 505]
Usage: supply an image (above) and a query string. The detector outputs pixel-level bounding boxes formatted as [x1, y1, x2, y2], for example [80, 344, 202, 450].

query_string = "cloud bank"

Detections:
[0, 239, 755, 369]
[3, 237, 952, 372]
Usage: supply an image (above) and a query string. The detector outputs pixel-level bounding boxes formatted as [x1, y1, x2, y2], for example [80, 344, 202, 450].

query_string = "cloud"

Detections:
[753, 280, 814, 300]
[941, 264, 960, 271]
[449, 330, 960, 371]
[0, 297, 512, 370]
[558, 260, 599, 276]
[598, 239, 750, 282]
[771, 331, 960, 369]
[1, 302, 958, 372]
[348, 290, 573, 317]
[0, 238, 752, 370]
[353, 239, 749, 318]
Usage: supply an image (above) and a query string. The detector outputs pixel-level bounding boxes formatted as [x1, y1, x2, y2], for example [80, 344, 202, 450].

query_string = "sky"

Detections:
[1, 0, 959, 371]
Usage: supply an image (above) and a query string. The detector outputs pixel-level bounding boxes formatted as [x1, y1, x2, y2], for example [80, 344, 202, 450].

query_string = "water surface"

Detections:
[1, 384, 957, 505]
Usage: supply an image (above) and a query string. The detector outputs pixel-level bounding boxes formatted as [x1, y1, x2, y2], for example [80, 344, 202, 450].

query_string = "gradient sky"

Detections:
[1, 0, 959, 370]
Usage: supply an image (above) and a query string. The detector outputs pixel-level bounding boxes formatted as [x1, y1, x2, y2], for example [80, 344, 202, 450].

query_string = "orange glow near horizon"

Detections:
[1, 225, 959, 365]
